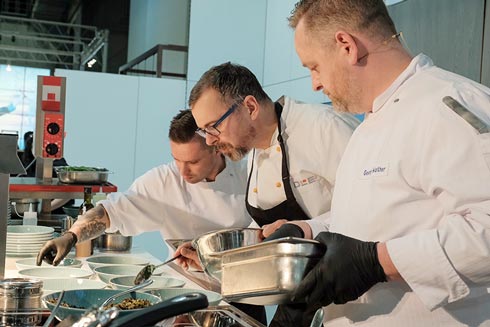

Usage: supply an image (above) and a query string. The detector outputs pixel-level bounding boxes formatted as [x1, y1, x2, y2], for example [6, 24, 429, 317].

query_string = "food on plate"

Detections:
[46, 297, 151, 310]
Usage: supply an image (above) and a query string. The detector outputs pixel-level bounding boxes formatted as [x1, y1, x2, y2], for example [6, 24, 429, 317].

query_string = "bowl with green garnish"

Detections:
[55, 166, 111, 184]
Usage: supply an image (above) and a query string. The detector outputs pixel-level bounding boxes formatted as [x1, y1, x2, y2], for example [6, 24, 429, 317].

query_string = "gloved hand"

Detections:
[36, 231, 77, 266]
[263, 223, 304, 242]
[292, 232, 387, 307]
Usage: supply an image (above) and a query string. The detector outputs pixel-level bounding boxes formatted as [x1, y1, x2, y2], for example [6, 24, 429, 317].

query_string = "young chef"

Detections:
[179, 62, 359, 326]
[36, 109, 252, 265]
[287, 0, 490, 326]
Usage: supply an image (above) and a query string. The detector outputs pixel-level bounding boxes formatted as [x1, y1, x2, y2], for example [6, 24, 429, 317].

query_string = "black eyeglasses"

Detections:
[196, 101, 240, 138]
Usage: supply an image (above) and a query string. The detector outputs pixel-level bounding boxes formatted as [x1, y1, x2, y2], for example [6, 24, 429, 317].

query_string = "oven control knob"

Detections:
[45, 143, 59, 155]
[47, 122, 60, 135]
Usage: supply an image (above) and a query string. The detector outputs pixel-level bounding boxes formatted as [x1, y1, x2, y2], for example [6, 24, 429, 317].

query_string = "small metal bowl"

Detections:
[192, 228, 262, 282]
[95, 232, 132, 252]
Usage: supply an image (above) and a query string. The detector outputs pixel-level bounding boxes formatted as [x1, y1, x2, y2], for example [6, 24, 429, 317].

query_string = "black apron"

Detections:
[245, 102, 310, 227]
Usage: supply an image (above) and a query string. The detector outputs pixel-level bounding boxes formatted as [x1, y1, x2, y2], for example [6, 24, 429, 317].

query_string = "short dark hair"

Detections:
[188, 62, 271, 107]
[168, 109, 200, 143]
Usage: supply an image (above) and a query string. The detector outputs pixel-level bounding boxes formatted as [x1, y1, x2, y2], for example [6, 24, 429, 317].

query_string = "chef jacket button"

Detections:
[276, 146, 281, 152]
[253, 187, 258, 193]
[276, 182, 282, 188]
[394, 98, 399, 103]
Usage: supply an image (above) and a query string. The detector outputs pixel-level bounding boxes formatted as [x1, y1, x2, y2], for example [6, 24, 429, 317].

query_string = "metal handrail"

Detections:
[118, 44, 188, 78]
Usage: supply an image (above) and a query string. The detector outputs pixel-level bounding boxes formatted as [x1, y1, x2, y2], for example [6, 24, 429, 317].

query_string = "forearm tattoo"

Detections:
[76, 205, 108, 242]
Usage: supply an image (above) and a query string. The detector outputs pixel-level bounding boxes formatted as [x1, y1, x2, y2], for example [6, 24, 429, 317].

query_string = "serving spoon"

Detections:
[133, 255, 182, 285]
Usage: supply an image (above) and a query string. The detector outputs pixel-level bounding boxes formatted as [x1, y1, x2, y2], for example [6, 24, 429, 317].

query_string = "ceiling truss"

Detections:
[0, 14, 108, 71]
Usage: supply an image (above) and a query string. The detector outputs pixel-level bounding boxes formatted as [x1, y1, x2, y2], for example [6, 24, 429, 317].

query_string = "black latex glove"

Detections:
[292, 232, 387, 307]
[36, 232, 77, 266]
[269, 303, 320, 327]
[263, 223, 304, 242]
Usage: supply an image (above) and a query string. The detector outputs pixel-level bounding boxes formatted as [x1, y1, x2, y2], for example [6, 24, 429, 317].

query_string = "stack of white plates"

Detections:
[6, 226, 54, 257]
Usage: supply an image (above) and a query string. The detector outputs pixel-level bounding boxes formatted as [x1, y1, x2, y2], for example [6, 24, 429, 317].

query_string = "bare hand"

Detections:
[174, 241, 202, 271]
[261, 219, 288, 238]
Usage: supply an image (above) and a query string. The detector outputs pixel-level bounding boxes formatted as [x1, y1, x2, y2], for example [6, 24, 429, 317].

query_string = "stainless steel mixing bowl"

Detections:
[192, 228, 262, 282]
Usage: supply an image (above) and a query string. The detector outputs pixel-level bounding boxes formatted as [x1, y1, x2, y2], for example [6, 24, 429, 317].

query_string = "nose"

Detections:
[180, 163, 190, 176]
[205, 134, 218, 146]
[311, 74, 323, 92]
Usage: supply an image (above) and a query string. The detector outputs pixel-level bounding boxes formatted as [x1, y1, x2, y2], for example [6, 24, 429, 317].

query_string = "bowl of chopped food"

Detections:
[55, 166, 111, 184]
[42, 289, 160, 321]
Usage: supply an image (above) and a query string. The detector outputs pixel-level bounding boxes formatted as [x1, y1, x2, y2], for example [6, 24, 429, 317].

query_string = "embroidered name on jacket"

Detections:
[361, 165, 389, 178]
[293, 175, 319, 188]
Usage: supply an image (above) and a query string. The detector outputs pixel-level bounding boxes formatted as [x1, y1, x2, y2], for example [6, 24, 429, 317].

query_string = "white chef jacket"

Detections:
[100, 157, 252, 241]
[247, 96, 359, 232]
[326, 54, 490, 326]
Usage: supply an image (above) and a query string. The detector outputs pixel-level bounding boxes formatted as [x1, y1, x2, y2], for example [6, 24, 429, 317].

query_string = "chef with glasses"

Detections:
[178, 62, 359, 327]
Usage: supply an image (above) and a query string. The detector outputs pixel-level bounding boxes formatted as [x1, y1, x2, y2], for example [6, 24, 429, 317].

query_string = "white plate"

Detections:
[18, 267, 93, 279]
[6, 251, 40, 258]
[7, 225, 54, 235]
[7, 234, 52, 240]
[86, 255, 149, 271]
[16, 257, 83, 270]
[6, 245, 43, 252]
[7, 234, 52, 241]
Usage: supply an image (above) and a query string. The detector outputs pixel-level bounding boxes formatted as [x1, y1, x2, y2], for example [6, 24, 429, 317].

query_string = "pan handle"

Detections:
[108, 293, 209, 327]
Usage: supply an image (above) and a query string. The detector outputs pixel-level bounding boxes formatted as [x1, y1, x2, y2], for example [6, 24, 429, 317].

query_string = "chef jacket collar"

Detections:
[371, 53, 433, 113]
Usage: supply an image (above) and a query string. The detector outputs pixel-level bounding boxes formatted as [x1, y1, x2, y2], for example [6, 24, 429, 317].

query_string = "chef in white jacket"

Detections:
[288, 0, 490, 326]
[187, 62, 359, 326]
[189, 62, 358, 236]
[37, 109, 252, 263]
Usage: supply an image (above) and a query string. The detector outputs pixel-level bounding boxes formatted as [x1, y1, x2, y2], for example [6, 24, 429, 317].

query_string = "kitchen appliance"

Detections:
[9, 199, 39, 218]
[0, 133, 26, 278]
[34, 76, 66, 160]
[0, 278, 43, 326]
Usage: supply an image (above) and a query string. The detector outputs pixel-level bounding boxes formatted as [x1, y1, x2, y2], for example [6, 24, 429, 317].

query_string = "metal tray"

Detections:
[55, 167, 110, 184]
[220, 237, 325, 305]
[157, 305, 265, 327]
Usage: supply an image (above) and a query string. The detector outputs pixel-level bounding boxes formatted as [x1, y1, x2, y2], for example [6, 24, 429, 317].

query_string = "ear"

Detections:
[334, 30, 359, 66]
[243, 95, 260, 120]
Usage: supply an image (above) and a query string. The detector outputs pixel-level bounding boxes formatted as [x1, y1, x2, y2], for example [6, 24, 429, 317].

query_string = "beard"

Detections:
[216, 125, 256, 161]
[327, 67, 362, 114]
[217, 143, 249, 161]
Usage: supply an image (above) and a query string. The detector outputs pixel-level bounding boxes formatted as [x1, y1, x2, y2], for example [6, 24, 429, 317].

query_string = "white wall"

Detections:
[186, 0, 267, 84]
[128, 0, 190, 75]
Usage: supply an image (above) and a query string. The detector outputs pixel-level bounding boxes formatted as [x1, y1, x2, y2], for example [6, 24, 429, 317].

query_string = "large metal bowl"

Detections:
[192, 228, 262, 282]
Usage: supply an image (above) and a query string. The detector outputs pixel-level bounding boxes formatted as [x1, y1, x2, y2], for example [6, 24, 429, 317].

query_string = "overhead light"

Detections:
[6, 64, 12, 72]
[384, 0, 407, 5]
[87, 58, 97, 68]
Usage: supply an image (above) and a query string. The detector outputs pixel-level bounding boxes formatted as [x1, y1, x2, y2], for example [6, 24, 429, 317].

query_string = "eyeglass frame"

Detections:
[195, 100, 241, 138]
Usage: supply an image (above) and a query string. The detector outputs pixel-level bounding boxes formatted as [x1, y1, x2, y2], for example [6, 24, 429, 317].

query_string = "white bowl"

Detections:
[109, 275, 185, 290]
[146, 288, 222, 306]
[42, 278, 107, 295]
[93, 265, 165, 284]
[85, 255, 149, 271]
[18, 267, 93, 280]
[16, 257, 83, 270]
